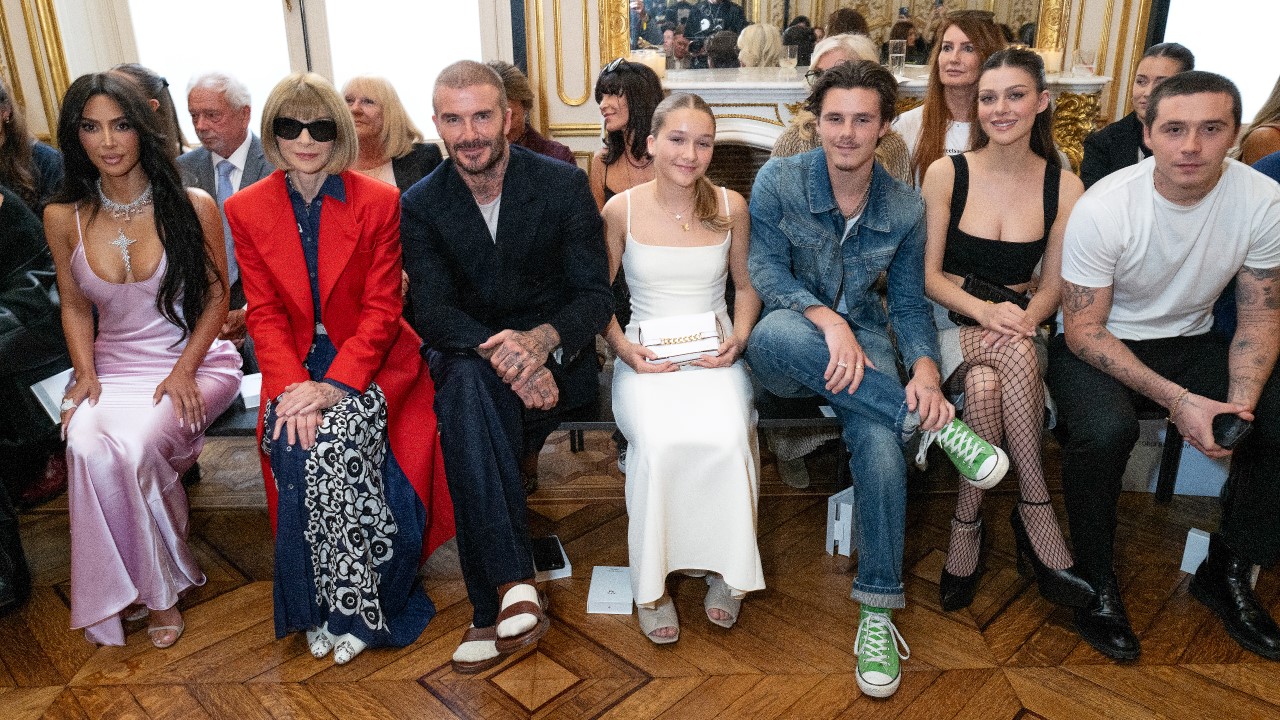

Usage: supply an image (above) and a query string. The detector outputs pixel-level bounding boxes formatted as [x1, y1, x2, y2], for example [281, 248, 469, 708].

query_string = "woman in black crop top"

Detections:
[920, 49, 1091, 613]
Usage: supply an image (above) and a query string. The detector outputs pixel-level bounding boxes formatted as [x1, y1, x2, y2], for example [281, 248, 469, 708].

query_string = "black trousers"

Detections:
[1047, 333, 1280, 579]
[427, 349, 598, 627]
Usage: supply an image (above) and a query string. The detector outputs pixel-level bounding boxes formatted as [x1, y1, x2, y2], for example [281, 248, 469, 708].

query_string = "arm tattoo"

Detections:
[1062, 282, 1098, 314]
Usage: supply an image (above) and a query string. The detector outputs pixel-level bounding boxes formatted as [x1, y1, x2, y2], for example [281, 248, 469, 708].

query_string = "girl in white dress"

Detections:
[601, 93, 763, 644]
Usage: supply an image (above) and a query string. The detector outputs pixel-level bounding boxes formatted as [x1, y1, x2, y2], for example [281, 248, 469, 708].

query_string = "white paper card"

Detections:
[29, 368, 74, 424]
[587, 566, 633, 615]
[240, 373, 263, 409]
[819, 405, 835, 418]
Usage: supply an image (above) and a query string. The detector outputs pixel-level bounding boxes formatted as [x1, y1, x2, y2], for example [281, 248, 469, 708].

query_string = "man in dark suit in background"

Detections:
[401, 60, 611, 673]
[177, 71, 273, 367]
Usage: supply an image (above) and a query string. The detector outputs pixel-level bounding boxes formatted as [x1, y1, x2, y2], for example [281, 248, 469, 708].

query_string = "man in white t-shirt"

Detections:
[1050, 71, 1280, 662]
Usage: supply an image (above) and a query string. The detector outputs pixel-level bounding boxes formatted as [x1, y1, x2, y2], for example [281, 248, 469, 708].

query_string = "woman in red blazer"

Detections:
[224, 72, 452, 665]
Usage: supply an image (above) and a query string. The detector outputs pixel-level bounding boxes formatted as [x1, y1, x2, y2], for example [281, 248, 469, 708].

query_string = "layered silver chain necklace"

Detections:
[96, 178, 153, 281]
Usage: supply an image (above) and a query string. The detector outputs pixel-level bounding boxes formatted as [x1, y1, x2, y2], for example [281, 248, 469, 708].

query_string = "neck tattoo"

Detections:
[97, 178, 153, 281]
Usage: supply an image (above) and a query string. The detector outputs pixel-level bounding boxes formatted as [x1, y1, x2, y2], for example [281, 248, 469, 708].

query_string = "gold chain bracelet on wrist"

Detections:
[1169, 387, 1190, 426]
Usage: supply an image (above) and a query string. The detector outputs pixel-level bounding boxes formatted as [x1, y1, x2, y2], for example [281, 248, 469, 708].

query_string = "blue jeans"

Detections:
[747, 309, 911, 609]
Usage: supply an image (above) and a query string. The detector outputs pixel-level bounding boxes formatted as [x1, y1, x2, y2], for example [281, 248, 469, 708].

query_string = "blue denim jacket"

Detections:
[749, 148, 940, 373]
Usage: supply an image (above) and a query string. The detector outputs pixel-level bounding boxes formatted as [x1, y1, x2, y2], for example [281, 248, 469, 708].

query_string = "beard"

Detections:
[450, 134, 508, 176]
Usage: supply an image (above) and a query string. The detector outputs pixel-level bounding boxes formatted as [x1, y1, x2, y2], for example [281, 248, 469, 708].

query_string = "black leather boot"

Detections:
[939, 518, 984, 611]
[1189, 533, 1280, 660]
[1072, 572, 1140, 660]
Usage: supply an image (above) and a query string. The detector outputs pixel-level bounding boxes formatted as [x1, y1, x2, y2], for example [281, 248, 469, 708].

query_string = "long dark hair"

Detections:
[594, 60, 663, 165]
[971, 48, 1059, 167]
[55, 72, 217, 339]
[0, 76, 39, 210]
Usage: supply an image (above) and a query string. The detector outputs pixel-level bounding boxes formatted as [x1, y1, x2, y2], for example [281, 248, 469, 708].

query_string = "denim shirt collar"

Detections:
[285, 172, 347, 206]
[804, 148, 892, 234]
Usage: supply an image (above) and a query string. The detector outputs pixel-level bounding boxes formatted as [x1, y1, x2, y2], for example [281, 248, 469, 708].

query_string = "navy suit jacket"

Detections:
[400, 144, 611, 387]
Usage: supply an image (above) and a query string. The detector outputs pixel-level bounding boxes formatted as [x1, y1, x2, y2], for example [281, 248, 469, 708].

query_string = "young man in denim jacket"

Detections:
[747, 60, 1008, 698]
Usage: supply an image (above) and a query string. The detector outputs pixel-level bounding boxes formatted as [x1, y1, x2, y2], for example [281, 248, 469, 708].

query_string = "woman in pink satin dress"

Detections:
[43, 72, 242, 647]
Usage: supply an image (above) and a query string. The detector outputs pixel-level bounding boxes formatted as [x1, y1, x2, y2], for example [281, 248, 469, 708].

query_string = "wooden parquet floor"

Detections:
[4, 432, 1279, 719]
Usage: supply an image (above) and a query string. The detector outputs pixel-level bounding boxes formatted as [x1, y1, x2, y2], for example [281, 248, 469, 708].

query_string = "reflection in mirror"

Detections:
[627, 1, 1044, 52]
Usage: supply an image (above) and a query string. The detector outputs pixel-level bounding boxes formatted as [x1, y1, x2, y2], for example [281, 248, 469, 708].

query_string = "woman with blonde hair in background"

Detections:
[737, 23, 783, 68]
[1236, 74, 1280, 165]
[342, 75, 442, 192]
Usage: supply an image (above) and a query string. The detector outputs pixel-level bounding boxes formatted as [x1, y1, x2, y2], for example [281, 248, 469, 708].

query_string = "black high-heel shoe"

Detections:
[940, 517, 985, 611]
[1011, 501, 1094, 608]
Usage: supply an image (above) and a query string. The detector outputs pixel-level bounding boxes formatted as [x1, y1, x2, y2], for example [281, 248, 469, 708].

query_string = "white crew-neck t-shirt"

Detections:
[1061, 157, 1280, 341]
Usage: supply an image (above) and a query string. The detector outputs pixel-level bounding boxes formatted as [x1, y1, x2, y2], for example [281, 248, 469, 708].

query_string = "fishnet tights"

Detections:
[944, 328, 1073, 577]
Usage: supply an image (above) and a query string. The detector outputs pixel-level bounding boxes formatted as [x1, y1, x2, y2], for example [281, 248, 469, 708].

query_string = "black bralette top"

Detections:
[941, 154, 1058, 286]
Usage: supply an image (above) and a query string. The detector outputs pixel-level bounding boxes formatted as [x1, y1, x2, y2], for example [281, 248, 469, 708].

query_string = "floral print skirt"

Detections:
[263, 336, 434, 647]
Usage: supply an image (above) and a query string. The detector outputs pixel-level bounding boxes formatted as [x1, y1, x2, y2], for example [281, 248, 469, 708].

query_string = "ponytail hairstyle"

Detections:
[55, 72, 217, 340]
[110, 63, 187, 160]
[910, 11, 1005, 181]
[649, 92, 730, 232]
[972, 48, 1059, 167]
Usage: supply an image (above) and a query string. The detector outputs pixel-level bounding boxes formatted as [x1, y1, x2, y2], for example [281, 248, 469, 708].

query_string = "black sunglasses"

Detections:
[804, 68, 823, 83]
[272, 117, 338, 142]
[602, 57, 627, 75]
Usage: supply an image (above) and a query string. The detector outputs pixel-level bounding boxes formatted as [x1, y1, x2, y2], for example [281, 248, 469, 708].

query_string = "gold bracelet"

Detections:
[1169, 387, 1190, 426]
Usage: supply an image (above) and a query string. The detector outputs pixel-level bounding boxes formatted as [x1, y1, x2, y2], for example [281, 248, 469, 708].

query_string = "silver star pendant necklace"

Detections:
[96, 178, 153, 282]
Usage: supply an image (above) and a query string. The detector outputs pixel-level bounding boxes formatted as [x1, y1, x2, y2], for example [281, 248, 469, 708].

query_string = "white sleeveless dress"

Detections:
[612, 188, 764, 605]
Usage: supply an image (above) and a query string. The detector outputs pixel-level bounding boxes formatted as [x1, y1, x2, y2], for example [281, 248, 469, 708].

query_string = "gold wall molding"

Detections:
[0, 6, 25, 109]
[1104, 0, 1134, 118]
[710, 102, 784, 127]
[896, 96, 923, 115]
[19, 0, 57, 136]
[550, 121, 604, 136]
[1054, 90, 1102, 171]
[33, 0, 66, 101]
[599, 0, 628, 65]
[1122, 0, 1152, 116]
[530, 0, 551, 136]
[1035, 0, 1072, 50]
[1094, 0, 1116, 90]
[551, 0, 591, 106]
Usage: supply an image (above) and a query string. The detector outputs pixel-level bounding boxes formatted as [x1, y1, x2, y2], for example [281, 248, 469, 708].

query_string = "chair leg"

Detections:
[569, 430, 584, 453]
[1155, 422, 1183, 504]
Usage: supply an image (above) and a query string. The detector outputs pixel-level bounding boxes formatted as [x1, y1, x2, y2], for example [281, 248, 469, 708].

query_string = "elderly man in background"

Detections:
[177, 71, 273, 367]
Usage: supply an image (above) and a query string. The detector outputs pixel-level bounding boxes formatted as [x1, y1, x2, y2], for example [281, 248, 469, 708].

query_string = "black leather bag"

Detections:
[948, 274, 1030, 327]
[0, 246, 67, 373]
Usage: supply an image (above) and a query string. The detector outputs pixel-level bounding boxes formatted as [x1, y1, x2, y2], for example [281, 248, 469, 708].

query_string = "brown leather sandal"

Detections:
[494, 584, 550, 653]
[451, 624, 508, 674]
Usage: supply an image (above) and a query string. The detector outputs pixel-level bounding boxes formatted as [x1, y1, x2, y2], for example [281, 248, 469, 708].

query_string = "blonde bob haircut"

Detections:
[260, 72, 358, 174]
[342, 75, 425, 160]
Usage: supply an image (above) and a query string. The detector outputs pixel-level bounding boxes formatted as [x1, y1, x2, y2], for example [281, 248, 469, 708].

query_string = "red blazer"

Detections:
[225, 169, 454, 561]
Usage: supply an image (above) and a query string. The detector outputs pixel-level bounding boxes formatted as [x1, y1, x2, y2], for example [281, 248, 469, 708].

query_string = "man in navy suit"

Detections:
[177, 72, 273, 366]
[401, 60, 610, 672]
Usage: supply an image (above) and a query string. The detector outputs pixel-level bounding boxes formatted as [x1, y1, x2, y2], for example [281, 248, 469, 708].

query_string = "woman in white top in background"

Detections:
[601, 92, 763, 645]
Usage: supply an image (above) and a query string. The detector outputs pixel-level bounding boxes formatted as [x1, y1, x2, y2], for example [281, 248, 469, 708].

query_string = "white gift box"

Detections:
[587, 566, 633, 615]
[240, 373, 263, 409]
